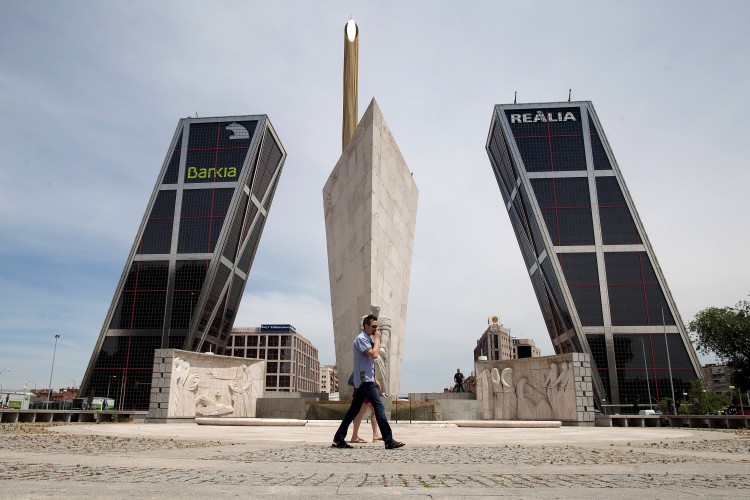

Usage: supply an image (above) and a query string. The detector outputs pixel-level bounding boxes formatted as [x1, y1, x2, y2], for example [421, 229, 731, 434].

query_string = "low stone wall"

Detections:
[407, 393, 482, 421]
[149, 349, 265, 422]
[0, 410, 147, 424]
[256, 398, 311, 420]
[598, 414, 750, 429]
[475, 353, 595, 425]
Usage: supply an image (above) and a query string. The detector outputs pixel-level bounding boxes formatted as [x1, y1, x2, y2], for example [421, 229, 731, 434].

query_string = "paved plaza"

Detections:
[0, 421, 748, 498]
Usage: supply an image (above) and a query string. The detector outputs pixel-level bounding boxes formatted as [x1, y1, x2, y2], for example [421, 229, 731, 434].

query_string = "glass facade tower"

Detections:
[485, 101, 702, 410]
[80, 115, 286, 410]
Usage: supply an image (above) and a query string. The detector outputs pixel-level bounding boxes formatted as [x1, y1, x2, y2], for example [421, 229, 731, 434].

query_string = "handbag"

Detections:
[347, 372, 355, 387]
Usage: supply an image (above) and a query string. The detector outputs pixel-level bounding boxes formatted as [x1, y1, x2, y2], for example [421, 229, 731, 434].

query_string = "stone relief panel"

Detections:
[476, 353, 594, 423]
[165, 350, 265, 418]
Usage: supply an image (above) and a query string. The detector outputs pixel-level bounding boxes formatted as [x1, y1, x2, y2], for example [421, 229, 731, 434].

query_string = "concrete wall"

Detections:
[323, 98, 418, 400]
[149, 349, 265, 422]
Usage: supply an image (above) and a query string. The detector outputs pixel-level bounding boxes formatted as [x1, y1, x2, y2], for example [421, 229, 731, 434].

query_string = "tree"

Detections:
[686, 379, 730, 415]
[657, 397, 673, 415]
[689, 300, 750, 393]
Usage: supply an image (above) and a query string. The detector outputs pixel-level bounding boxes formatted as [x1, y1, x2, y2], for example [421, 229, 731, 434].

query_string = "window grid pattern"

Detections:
[513, 190, 545, 257]
[237, 215, 265, 273]
[532, 178, 594, 246]
[508, 206, 537, 269]
[559, 253, 603, 326]
[605, 252, 674, 327]
[222, 191, 249, 263]
[90, 336, 161, 410]
[507, 107, 585, 172]
[487, 120, 516, 198]
[588, 113, 613, 171]
[540, 257, 574, 331]
[596, 177, 641, 245]
[177, 188, 233, 254]
[170, 260, 209, 329]
[161, 132, 182, 185]
[109, 261, 169, 330]
[137, 190, 176, 254]
[251, 133, 283, 201]
[586, 334, 611, 401]
[614, 333, 697, 408]
[196, 263, 231, 334]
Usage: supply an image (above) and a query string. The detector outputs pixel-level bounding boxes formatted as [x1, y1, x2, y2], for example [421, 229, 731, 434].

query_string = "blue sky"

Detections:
[1, 1, 748, 394]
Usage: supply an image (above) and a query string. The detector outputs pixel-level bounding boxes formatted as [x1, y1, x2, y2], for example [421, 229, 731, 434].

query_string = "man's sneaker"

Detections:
[385, 440, 405, 449]
[332, 441, 353, 449]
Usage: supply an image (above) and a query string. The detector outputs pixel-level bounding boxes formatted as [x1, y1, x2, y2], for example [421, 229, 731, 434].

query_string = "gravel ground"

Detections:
[1, 423, 748, 498]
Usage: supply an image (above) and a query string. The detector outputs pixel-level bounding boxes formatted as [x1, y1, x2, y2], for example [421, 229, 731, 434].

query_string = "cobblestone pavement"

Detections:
[0, 423, 748, 498]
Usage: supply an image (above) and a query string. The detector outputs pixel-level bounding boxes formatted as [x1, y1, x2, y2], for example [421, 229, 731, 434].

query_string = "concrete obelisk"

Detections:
[324, 19, 418, 402]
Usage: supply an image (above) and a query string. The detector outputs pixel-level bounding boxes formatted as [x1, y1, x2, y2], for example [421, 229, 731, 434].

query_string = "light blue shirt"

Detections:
[352, 331, 375, 388]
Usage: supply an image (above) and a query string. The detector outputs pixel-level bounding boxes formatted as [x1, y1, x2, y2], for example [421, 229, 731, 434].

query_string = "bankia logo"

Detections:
[186, 166, 237, 180]
[510, 110, 577, 124]
[226, 122, 249, 140]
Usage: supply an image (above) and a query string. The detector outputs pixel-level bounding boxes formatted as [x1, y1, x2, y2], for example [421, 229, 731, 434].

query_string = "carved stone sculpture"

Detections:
[229, 364, 255, 417]
[474, 353, 595, 423]
[159, 350, 265, 420]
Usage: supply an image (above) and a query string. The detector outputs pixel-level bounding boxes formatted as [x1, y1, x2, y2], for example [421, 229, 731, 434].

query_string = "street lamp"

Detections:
[660, 304, 677, 415]
[69, 378, 76, 388]
[736, 386, 745, 414]
[26, 381, 36, 392]
[106, 376, 116, 399]
[640, 338, 653, 409]
[46, 334, 61, 410]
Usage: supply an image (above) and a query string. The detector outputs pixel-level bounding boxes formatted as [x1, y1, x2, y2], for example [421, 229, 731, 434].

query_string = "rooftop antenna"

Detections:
[568, 89, 571, 102]
[514, 91, 517, 104]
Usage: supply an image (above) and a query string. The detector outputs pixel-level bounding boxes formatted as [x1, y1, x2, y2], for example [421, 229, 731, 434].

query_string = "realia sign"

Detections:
[510, 111, 577, 124]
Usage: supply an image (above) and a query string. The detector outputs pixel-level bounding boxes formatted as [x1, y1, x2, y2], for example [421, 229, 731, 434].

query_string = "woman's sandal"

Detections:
[349, 437, 368, 443]
[373, 437, 383, 442]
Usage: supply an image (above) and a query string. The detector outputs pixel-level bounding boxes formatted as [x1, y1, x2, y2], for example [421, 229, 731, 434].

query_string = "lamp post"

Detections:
[46, 334, 61, 410]
[640, 338, 653, 409]
[660, 304, 677, 415]
[738, 386, 745, 414]
[69, 378, 76, 389]
[106, 376, 116, 399]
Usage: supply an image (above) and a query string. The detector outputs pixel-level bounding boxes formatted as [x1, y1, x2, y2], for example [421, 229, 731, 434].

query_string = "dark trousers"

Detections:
[333, 382, 393, 444]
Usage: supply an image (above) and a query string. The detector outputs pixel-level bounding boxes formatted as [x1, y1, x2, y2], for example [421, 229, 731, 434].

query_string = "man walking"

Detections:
[332, 314, 405, 449]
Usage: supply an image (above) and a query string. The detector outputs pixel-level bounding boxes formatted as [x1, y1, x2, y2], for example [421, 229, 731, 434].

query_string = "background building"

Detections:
[474, 315, 512, 361]
[229, 325, 320, 393]
[485, 101, 702, 409]
[512, 338, 540, 359]
[80, 116, 286, 410]
[474, 315, 540, 361]
[702, 363, 732, 394]
[320, 364, 338, 394]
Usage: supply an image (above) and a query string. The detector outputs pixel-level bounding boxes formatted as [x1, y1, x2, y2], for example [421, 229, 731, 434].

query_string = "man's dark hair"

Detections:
[363, 314, 378, 328]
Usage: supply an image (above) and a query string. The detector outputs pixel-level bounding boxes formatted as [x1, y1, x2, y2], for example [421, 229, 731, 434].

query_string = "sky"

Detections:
[1, 1, 748, 395]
